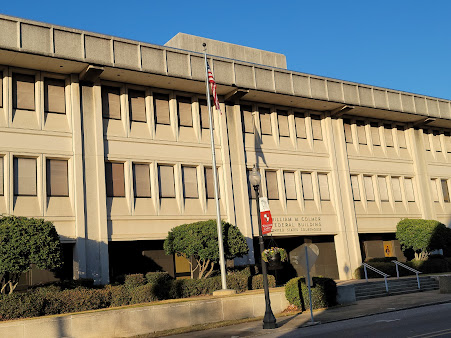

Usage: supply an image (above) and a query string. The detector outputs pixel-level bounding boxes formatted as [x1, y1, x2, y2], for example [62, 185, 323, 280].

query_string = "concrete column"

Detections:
[226, 102, 255, 264]
[79, 82, 109, 284]
[325, 115, 362, 279]
[408, 127, 435, 219]
[70, 74, 87, 279]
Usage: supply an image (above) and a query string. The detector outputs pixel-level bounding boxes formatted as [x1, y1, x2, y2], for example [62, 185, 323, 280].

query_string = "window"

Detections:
[364, 176, 374, 201]
[384, 124, 394, 147]
[46, 159, 68, 197]
[356, 120, 367, 145]
[266, 171, 279, 200]
[105, 162, 125, 197]
[423, 130, 431, 151]
[433, 130, 441, 152]
[259, 107, 271, 135]
[441, 179, 450, 203]
[284, 172, 297, 200]
[378, 176, 389, 202]
[405, 178, 415, 202]
[431, 179, 439, 202]
[370, 122, 380, 146]
[311, 115, 322, 140]
[278, 110, 289, 137]
[199, 99, 212, 129]
[159, 165, 175, 198]
[178, 96, 192, 127]
[13, 73, 35, 111]
[241, 105, 254, 134]
[392, 177, 402, 202]
[133, 163, 151, 198]
[301, 173, 314, 200]
[0, 157, 3, 195]
[44, 78, 65, 114]
[154, 93, 170, 125]
[14, 157, 37, 196]
[397, 126, 407, 149]
[343, 119, 352, 143]
[350, 175, 360, 201]
[102, 86, 121, 119]
[295, 112, 307, 139]
[129, 89, 146, 122]
[318, 174, 330, 201]
[445, 132, 451, 153]
[205, 167, 219, 199]
[182, 166, 198, 198]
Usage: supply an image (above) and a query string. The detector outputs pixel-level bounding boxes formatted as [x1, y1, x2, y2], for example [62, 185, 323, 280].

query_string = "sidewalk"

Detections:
[162, 289, 451, 337]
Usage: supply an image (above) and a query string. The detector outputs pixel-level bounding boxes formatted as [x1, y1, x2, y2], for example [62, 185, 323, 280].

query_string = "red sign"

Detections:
[259, 197, 273, 235]
[261, 211, 273, 234]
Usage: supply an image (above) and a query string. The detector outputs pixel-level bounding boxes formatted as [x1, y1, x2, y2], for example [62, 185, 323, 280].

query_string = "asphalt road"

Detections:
[272, 303, 451, 338]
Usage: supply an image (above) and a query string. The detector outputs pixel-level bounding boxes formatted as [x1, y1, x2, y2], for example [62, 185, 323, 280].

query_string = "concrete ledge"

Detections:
[336, 284, 356, 304]
[0, 288, 289, 338]
[439, 275, 451, 293]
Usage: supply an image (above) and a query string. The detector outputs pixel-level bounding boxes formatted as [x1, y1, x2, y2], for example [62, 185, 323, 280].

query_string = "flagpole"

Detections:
[203, 43, 227, 290]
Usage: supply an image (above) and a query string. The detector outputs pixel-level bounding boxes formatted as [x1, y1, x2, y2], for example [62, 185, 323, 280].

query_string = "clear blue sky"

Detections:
[2, 1, 450, 99]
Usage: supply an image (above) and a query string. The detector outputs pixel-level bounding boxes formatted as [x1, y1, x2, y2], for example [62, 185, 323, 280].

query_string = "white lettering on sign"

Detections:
[271, 216, 322, 233]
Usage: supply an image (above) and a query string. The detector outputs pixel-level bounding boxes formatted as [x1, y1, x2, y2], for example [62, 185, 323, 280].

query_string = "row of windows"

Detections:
[241, 107, 323, 141]
[0, 157, 68, 197]
[247, 170, 331, 201]
[0, 71, 67, 114]
[424, 129, 451, 153]
[344, 119, 407, 149]
[105, 162, 218, 199]
[350, 174, 415, 203]
[102, 86, 214, 130]
[431, 178, 451, 203]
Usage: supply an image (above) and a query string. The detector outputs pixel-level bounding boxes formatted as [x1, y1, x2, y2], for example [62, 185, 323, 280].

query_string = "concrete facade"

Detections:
[0, 14, 451, 283]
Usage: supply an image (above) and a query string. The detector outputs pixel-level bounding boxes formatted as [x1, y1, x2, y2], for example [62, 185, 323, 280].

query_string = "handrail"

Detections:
[362, 263, 390, 292]
[392, 260, 422, 289]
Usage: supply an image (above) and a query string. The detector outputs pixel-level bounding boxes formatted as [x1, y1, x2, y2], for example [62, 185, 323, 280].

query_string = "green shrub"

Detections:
[145, 272, 172, 284]
[0, 292, 45, 320]
[124, 274, 146, 289]
[354, 259, 451, 279]
[251, 274, 276, 290]
[129, 284, 157, 304]
[285, 277, 337, 310]
[108, 285, 130, 307]
[409, 259, 450, 274]
[145, 272, 173, 300]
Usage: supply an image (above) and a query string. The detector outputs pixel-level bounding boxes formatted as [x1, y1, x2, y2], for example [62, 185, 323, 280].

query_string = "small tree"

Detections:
[396, 218, 447, 261]
[164, 220, 249, 279]
[0, 216, 63, 294]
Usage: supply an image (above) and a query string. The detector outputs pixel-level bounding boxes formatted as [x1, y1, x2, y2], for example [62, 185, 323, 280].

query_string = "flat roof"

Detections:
[0, 13, 450, 128]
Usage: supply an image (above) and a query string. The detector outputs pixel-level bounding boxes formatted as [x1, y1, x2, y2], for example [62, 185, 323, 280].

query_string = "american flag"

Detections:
[207, 61, 222, 114]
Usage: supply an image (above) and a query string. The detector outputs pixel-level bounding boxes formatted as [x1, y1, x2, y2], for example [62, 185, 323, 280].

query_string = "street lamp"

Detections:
[249, 165, 277, 329]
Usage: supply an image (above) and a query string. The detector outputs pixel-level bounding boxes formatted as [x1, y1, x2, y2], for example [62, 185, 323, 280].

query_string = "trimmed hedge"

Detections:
[354, 258, 451, 279]
[0, 269, 275, 321]
[285, 277, 337, 310]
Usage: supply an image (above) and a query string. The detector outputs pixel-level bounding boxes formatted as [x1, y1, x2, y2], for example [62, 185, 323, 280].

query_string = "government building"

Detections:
[0, 14, 450, 284]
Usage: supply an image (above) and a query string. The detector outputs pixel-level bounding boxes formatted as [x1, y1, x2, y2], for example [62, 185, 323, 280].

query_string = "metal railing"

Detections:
[393, 260, 422, 289]
[363, 263, 390, 292]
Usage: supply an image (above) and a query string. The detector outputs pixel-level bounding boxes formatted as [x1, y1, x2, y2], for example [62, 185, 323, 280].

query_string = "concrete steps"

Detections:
[354, 276, 439, 301]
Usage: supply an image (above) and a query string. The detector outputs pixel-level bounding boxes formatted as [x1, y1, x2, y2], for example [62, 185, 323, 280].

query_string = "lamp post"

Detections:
[249, 165, 277, 329]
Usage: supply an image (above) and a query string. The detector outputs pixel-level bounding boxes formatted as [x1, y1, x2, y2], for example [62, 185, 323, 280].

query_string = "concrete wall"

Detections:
[0, 289, 289, 338]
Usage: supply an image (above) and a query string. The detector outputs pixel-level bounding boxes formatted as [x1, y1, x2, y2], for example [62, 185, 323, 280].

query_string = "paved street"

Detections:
[274, 303, 451, 337]
[167, 291, 451, 338]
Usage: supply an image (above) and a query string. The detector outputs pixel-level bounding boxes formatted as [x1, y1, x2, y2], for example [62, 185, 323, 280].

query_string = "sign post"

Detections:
[289, 243, 320, 325]
[259, 197, 273, 235]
